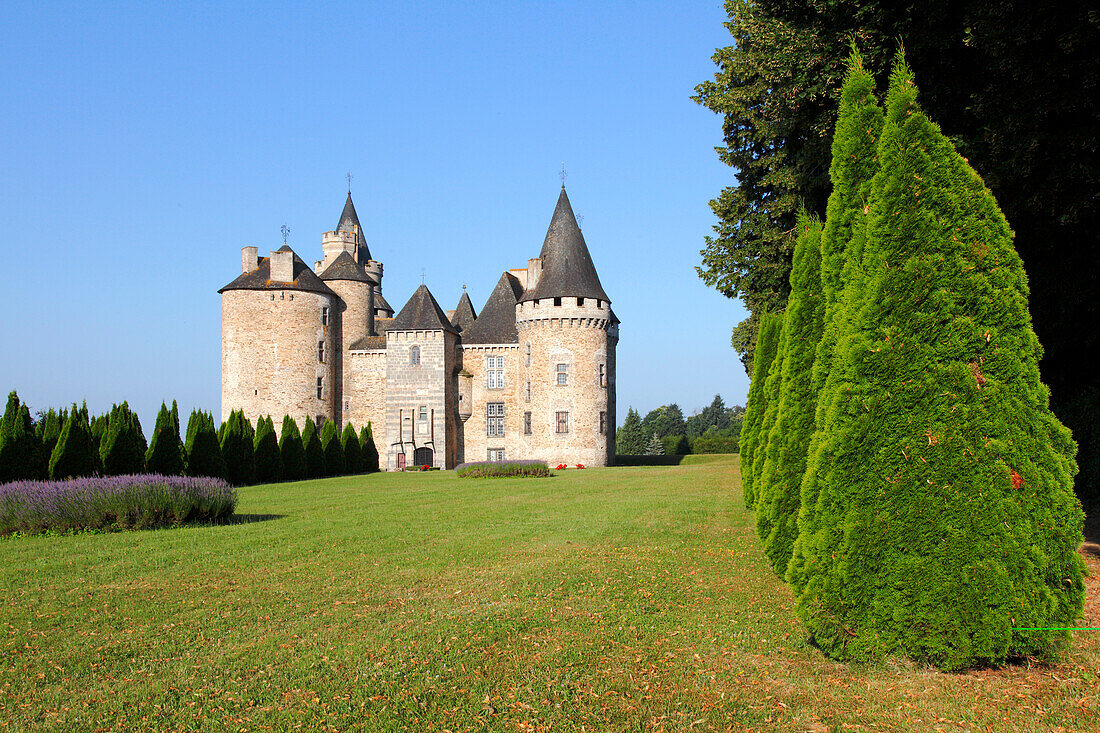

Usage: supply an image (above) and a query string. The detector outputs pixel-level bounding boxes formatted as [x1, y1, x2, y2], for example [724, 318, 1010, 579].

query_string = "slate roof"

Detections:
[319, 251, 376, 283]
[375, 291, 393, 314]
[337, 192, 372, 262]
[519, 187, 609, 304]
[451, 291, 477, 333]
[349, 335, 386, 350]
[390, 284, 457, 333]
[219, 245, 336, 297]
[462, 272, 525, 344]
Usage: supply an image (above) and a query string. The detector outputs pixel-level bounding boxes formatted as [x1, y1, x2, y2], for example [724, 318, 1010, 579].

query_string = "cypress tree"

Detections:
[100, 402, 147, 475]
[739, 311, 783, 507]
[301, 418, 325, 479]
[788, 54, 885, 593]
[38, 408, 63, 458]
[185, 410, 226, 479]
[749, 311, 788, 498]
[0, 393, 47, 481]
[279, 416, 306, 481]
[755, 213, 825, 575]
[220, 409, 255, 486]
[253, 415, 281, 484]
[89, 413, 109, 456]
[360, 422, 380, 473]
[794, 55, 1084, 670]
[146, 402, 185, 475]
[319, 419, 344, 476]
[48, 404, 98, 479]
[341, 422, 361, 475]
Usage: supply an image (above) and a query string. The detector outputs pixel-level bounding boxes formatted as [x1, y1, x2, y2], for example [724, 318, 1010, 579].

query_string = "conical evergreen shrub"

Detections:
[794, 55, 1084, 670]
[616, 408, 646, 455]
[279, 416, 306, 481]
[0, 393, 47, 481]
[146, 402, 185, 475]
[38, 408, 63, 457]
[645, 433, 664, 456]
[49, 404, 98, 479]
[100, 402, 147, 475]
[89, 413, 109, 456]
[185, 410, 226, 479]
[755, 213, 825, 575]
[788, 54, 885, 593]
[739, 311, 783, 508]
[320, 419, 344, 476]
[750, 313, 789, 495]
[253, 415, 281, 484]
[301, 419, 325, 479]
[220, 410, 255, 486]
[341, 422, 361, 474]
[360, 422, 379, 473]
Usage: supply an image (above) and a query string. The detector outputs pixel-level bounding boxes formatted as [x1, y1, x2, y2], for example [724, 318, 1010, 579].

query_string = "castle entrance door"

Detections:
[397, 453, 406, 470]
[413, 447, 433, 468]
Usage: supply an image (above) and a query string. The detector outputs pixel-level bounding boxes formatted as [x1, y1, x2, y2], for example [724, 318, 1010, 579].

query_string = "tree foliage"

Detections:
[341, 422, 361, 475]
[100, 402, 147, 476]
[253, 416, 281, 484]
[219, 410, 255, 486]
[279, 416, 306, 482]
[48, 404, 98, 480]
[320, 419, 344, 477]
[0, 391, 46, 481]
[738, 311, 783, 508]
[146, 402, 185, 476]
[301, 419, 325, 479]
[185, 410, 226, 479]
[360, 423, 379, 473]
[615, 408, 647, 456]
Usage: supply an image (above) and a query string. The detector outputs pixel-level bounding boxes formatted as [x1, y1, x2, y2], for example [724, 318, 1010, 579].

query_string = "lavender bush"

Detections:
[0, 474, 236, 536]
[455, 460, 550, 479]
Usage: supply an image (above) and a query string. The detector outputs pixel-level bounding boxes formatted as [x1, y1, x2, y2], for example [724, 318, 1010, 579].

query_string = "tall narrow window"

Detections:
[525, 379, 531, 402]
[486, 402, 505, 436]
[525, 343, 531, 367]
[318, 340, 325, 363]
[556, 363, 568, 385]
[599, 363, 606, 388]
[486, 355, 505, 389]
[577, 297, 584, 306]
[321, 306, 329, 326]
[524, 411, 532, 435]
[556, 411, 569, 434]
[316, 377, 323, 399]
[418, 405, 428, 434]
[553, 297, 562, 307]
[599, 411, 606, 435]
[410, 345, 420, 365]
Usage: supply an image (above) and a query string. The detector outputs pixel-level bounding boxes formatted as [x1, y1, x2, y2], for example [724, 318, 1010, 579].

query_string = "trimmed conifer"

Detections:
[739, 311, 783, 508]
[301, 418, 325, 479]
[0, 393, 47, 481]
[49, 404, 98, 479]
[146, 402, 185, 475]
[278, 416, 306, 481]
[253, 415, 281, 484]
[38, 408, 63, 457]
[749, 312, 788, 499]
[185, 410, 226, 479]
[89, 413, 109, 456]
[360, 422, 379, 473]
[788, 54, 885, 593]
[320, 419, 344, 476]
[220, 410, 255, 486]
[341, 422, 361, 474]
[100, 402, 147, 475]
[794, 54, 1084, 670]
[755, 213, 825, 575]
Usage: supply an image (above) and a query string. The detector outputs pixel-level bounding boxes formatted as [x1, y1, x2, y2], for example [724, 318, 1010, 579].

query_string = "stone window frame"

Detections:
[556, 363, 568, 386]
[318, 340, 325, 364]
[555, 411, 570, 434]
[524, 411, 532, 435]
[487, 402, 505, 437]
[525, 342, 531, 367]
[321, 306, 329, 326]
[316, 377, 323, 400]
[410, 345, 420, 366]
[486, 355, 505, 390]
[487, 448, 505, 462]
[417, 405, 429, 434]
[599, 411, 606, 435]
[525, 379, 531, 402]
[599, 363, 606, 388]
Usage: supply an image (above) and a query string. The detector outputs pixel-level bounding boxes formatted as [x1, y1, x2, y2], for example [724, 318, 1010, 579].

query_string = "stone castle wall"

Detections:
[382, 329, 456, 470]
[345, 349, 387, 457]
[460, 344, 522, 464]
[221, 289, 336, 427]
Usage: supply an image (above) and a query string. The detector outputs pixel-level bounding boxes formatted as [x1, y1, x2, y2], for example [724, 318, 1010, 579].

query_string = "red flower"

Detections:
[1009, 469, 1024, 489]
[575, 464, 585, 469]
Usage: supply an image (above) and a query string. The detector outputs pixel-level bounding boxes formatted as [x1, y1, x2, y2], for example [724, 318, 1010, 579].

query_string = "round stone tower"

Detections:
[515, 187, 617, 466]
[319, 251, 376, 425]
[220, 245, 338, 428]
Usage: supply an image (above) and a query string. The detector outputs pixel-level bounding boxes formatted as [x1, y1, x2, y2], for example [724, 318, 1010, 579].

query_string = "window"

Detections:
[525, 379, 531, 402]
[525, 343, 531, 367]
[410, 345, 420, 365]
[321, 306, 329, 326]
[488, 448, 505, 462]
[486, 403, 505, 436]
[289, 294, 294, 301]
[318, 340, 325, 363]
[577, 297, 584, 306]
[344, 400, 350, 411]
[599, 411, 606, 435]
[556, 411, 570, 434]
[554, 297, 562, 306]
[418, 405, 428, 434]
[316, 377, 323, 399]
[524, 411, 532, 435]
[486, 355, 505, 389]
[599, 363, 606, 388]
[556, 363, 568, 385]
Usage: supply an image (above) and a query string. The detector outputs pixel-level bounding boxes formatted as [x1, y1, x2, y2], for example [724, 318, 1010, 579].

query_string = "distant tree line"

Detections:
[0, 391, 380, 485]
[616, 395, 744, 456]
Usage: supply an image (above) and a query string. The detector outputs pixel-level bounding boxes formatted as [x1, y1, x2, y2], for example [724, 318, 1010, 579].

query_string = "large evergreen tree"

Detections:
[794, 57, 1084, 670]
[0, 392, 46, 481]
[37, 408, 64, 458]
[754, 213, 824, 575]
[253, 415, 281, 484]
[279, 416, 306, 481]
[48, 404, 98, 479]
[360, 423, 379, 473]
[738, 311, 783, 508]
[615, 408, 646, 456]
[100, 402, 147, 475]
[219, 410, 255, 486]
[341, 422, 361, 475]
[146, 402, 185, 475]
[185, 410, 226, 479]
[301, 418, 325, 479]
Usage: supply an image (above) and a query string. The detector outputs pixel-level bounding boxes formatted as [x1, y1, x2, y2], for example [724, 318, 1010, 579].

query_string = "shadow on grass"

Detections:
[218, 513, 286, 526]
[614, 455, 687, 467]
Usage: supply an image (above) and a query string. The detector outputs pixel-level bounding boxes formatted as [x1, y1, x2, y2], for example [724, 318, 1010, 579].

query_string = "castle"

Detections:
[220, 186, 618, 470]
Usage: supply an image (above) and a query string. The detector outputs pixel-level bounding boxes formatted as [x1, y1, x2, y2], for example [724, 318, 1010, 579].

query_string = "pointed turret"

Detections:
[519, 187, 609, 303]
[464, 272, 524, 344]
[451, 291, 477, 333]
[336, 191, 372, 262]
[391, 284, 457, 333]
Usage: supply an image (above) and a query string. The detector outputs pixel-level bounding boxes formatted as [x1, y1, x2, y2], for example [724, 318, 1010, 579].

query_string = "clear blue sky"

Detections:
[0, 0, 749, 432]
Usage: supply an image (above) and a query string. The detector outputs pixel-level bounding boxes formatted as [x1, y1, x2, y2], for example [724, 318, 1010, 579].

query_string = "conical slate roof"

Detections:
[374, 290, 393, 314]
[390, 284, 457, 333]
[336, 192, 372, 261]
[319, 250, 376, 283]
[463, 272, 525, 344]
[519, 187, 609, 303]
[451, 291, 477, 333]
[219, 245, 336, 297]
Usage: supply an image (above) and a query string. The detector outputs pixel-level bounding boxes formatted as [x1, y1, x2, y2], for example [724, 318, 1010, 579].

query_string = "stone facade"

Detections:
[220, 186, 618, 469]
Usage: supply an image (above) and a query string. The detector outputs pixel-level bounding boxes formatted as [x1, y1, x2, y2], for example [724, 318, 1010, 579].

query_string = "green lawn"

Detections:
[2, 456, 1097, 731]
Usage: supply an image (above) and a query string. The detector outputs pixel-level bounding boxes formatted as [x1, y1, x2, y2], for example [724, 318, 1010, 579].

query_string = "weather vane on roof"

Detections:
[346, 172, 353, 193]
[281, 224, 290, 245]
[559, 162, 567, 188]
[421, 268, 426, 285]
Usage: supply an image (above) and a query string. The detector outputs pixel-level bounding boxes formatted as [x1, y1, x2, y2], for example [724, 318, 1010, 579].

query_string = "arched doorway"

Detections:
[413, 447, 433, 467]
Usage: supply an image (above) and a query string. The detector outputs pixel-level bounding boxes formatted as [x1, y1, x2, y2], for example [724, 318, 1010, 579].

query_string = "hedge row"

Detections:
[455, 460, 550, 478]
[740, 51, 1084, 670]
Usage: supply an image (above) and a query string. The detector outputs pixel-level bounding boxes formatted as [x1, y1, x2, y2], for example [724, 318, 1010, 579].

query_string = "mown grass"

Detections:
[1, 455, 1096, 731]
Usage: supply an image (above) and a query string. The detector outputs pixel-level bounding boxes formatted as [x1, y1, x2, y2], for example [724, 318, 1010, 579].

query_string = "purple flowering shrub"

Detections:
[455, 460, 550, 479]
[0, 474, 236, 536]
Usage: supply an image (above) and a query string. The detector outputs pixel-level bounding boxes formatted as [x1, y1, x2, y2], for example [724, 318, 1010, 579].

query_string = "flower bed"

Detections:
[455, 460, 550, 479]
[0, 475, 237, 536]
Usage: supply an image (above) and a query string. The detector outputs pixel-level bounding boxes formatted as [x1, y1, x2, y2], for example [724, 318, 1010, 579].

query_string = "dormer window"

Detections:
[577, 297, 584, 306]
[410, 345, 420, 365]
[554, 297, 562, 307]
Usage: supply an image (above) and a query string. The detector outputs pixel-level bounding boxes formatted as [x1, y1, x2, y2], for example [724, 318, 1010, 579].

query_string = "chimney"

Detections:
[527, 257, 542, 290]
[270, 250, 295, 283]
[241, 246, 258, 273]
